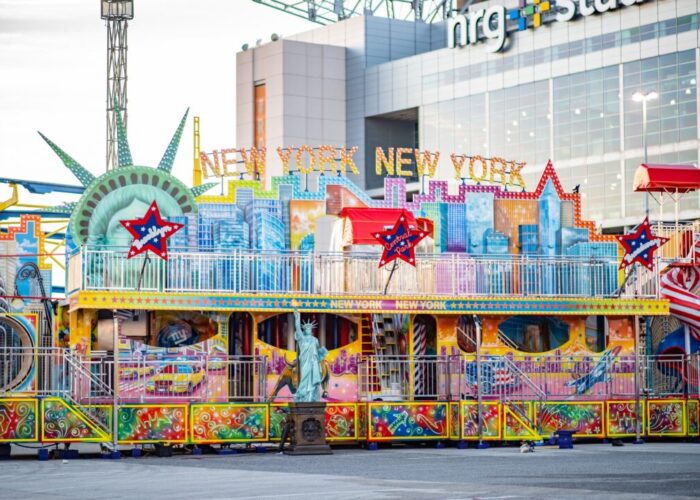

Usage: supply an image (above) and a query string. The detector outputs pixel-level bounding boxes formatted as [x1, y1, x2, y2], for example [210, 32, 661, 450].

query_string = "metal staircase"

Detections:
[60, 350, 115, 437]
[497, 356, 546, 436]
[370, 314, 404, 399]
[497, 330, 520, 350]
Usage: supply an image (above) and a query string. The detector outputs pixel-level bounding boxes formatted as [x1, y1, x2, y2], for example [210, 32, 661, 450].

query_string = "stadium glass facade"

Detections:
[236, 0, 700, 229]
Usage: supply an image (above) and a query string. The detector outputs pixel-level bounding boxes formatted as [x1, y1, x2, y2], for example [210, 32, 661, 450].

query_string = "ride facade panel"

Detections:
[3, 112, 700, 449]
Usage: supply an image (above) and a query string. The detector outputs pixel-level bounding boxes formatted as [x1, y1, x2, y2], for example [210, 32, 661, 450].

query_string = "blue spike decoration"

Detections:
[37, 132, 95, 187]
[114, 100, 133, 167]
[158, 108, 189, 172]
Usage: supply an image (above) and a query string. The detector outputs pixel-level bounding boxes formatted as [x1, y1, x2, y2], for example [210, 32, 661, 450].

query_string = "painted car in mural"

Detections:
[146, 364, 207, 394]
[119, 364, 156, 380]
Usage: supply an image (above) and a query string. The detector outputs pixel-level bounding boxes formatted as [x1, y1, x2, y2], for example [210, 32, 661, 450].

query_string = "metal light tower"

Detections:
[101, 0, 134, 171]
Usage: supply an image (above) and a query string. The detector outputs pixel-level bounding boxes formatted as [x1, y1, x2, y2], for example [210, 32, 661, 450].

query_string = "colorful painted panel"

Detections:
[461, 402, 501, 440]
[357, 403, 367, 439]
[503, 403, 539, 441]
[368, 403, 448, 441]
[688, 400, 699, 437]
[606, 401, 644, 437]
[191, 404, 268, 443]
[325, 403, 357, 441]
[647, 400, 686, 436]
[0, 399, 38, 442]
[42, 399, 107, 442]
[538, 402, 604, 438]
[450, 402, 460, 440]
[118, 405, 187, 443]
[268, 404, 288, 441]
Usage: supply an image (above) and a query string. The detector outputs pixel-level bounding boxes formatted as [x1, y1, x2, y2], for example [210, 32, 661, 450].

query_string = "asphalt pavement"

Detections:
[2, 442, 700, 499]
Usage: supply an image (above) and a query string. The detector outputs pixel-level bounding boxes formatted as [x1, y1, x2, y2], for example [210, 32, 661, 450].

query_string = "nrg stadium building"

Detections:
[237, 0, 700, 230]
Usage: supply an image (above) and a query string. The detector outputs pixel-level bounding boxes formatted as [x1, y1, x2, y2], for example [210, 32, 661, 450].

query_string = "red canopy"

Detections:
[339, 208, 418, 245]
[633, 163, 700, 193]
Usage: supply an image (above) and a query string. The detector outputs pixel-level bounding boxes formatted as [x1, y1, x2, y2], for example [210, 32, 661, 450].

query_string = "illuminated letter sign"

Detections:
[448, 0, 649, 53]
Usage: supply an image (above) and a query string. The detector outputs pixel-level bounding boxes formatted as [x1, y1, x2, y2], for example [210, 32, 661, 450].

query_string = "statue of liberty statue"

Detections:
[293, 310, 328, 403]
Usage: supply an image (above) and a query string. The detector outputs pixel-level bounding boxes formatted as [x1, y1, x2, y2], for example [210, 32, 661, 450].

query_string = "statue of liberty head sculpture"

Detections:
[39, 103, 216, 249]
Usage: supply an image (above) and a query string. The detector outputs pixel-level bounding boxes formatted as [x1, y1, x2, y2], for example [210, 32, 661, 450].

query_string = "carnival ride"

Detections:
[1, 109, 700, 455]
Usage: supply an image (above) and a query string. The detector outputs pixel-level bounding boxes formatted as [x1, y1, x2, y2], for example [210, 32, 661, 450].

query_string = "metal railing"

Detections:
[653, 221, 700, 263]
[0, 347, 113, 434]
[107, 354, 267, 403]
[0, 348, 267, 404]
[4, 348, 695, 406]
[358, 355, 456, 401]
[357, 353, 696, 403]
[69, 246, 654, 298]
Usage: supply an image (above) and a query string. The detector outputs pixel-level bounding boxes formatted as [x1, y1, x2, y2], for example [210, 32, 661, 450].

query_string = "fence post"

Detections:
[112, 311, 121, 457]
[476, 319, 487, 449]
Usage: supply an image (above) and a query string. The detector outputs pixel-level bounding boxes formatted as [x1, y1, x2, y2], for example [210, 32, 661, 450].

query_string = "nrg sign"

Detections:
[448, 0, 649, 53]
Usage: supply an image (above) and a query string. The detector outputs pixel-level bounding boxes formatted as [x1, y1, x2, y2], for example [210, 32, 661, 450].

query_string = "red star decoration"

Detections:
[616, 217, 669, 271]
[372, 213, 431, 268]
[120, 201, 183, 261]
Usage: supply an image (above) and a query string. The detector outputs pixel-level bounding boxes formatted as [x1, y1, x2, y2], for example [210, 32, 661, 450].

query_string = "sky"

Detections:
[0, 0, 315, 206]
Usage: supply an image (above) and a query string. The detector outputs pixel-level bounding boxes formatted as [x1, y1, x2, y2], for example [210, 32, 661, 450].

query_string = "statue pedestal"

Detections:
[284, 402, 332, 455]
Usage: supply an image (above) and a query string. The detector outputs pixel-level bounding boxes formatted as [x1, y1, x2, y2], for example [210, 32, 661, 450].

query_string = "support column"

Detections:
[476, 316, 487, 449]
[634, 315, 644, 444]
[287, 313, 295, 352]
[319, 314, 326, 348]
[111, 311, 121, 458]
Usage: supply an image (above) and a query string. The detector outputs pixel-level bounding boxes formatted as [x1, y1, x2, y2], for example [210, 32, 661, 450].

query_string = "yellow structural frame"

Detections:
[367, 401, 450, 441]
[502, 402, 540, 441]
[537, 401, 606, 438]
[605, 400, 646, 438]
[117, 404, 189, 445]
[324, 402, 360, 442]
[687, 400, 700, 437]
[460, 401, 503, 440]
[267, 402, 360, 442]
[646, 399, 687, 437]
[73, 290, 669, 317]
[41, 397, 110, 443]
[0, 398, 39, 443]
[190, 403, 269, 444]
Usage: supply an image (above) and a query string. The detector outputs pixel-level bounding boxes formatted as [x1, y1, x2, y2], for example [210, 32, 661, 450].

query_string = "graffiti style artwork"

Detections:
[565, 346, 621, 395]
[325, 403, 357, 441]
[606, 401, 643, 437]
[42, 399, 107, 442]
[0, 399, 37, 442]
[461, 402, 501, 440]
[503, 404, 539, 441]
[688, 400, 699, 437]
[149, 311, 218, 348]
[647, 400, 685, 436]
[369, 403, 448, 440]
[191, 404, 268, 443]
[118, 405, 187, 443]
[539, 402, 604, 437]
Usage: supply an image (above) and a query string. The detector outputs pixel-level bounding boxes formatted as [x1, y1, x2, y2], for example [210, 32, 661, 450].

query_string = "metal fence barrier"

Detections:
[70, 247, 653, 298]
